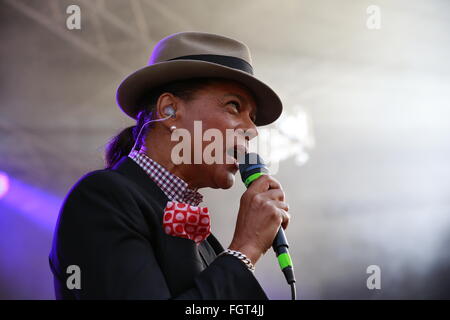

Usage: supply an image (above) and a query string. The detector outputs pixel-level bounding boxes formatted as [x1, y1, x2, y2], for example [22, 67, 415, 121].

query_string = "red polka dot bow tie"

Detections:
[163, 201, 211, 244]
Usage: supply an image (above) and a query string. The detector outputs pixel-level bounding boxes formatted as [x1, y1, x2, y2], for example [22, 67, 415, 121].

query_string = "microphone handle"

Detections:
[272, 226, 296, 284]
[239, 152, 296, 296]
[244, 172, 296, 285]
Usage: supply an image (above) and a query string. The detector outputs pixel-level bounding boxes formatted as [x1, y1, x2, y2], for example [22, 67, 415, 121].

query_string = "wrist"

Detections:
[228, 243, 261, 265]
[220, 249, 256, 272]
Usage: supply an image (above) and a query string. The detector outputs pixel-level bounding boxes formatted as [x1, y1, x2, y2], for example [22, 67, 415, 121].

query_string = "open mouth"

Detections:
[226, 144, 248, 165]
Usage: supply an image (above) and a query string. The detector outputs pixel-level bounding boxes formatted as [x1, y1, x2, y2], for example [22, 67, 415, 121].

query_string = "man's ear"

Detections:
[155, 93, 179, 128]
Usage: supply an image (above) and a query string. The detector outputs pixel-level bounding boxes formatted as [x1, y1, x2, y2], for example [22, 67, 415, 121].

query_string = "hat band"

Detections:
[168, 54, 253, 75]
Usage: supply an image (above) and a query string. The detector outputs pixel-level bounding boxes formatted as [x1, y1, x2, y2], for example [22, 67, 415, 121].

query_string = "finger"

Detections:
[268, 201, 290, 229]
[279, 209, 291, 230]
[267, 200, 289, 211]
[267, 176, 282, 190]
[265, 189, 286, 201]
[248, 175, 281, 193]
[263, 189, 286, 202]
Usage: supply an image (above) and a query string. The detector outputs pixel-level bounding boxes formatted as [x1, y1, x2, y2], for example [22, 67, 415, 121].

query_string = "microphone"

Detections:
[238, 152, 297, 299]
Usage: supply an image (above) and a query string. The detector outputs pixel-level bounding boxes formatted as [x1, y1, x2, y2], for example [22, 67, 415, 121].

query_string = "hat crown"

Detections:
[149, 32, 253, 66]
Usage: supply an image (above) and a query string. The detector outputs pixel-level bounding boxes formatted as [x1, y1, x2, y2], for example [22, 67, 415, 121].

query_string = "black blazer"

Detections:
[49, 156, 268, 299]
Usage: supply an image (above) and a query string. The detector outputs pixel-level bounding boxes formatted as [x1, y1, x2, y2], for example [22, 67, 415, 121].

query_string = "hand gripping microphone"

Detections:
[239, 152, 297, 300]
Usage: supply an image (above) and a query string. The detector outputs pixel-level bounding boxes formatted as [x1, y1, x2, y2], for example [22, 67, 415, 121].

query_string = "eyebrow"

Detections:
[223, 93, 247, 103]
[223, 93, 256, 121]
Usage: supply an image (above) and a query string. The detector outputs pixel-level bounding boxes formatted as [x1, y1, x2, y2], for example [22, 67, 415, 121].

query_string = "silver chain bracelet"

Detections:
[219, 249, 255, 272]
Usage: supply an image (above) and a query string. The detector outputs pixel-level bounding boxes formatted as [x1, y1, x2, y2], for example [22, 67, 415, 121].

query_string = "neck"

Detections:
[141, 138, 201, 190]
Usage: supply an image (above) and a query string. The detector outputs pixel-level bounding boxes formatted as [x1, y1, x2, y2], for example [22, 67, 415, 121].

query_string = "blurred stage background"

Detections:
[1, 0, 449, 299]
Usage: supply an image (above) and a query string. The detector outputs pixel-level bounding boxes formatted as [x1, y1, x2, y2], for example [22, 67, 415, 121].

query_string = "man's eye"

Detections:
[227, 101, 240, 111]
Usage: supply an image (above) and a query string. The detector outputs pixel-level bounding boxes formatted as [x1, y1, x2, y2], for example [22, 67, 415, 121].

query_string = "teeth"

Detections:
[226, 145, 247, 163]
[235, 146, 247, 163]
[236, 152, 246, 164]
[226, 147, 235, 159]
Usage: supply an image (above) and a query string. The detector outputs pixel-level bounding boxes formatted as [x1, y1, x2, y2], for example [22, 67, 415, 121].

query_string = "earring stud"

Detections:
[170, 125, 177, 132]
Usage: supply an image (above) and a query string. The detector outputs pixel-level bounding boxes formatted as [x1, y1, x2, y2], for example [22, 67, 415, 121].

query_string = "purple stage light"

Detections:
[0, 175, 62, 230]
[0, 171, 10, 199]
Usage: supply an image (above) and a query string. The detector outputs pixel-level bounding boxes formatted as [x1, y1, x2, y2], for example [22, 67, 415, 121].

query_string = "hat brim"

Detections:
[116, 60, 282, 126]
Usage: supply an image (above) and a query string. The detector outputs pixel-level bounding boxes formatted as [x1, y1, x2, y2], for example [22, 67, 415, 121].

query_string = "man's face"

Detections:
[176, 80, 258, 189]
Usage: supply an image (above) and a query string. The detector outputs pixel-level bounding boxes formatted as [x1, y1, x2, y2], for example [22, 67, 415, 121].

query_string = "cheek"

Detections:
[180, 107, 224, 134]
[180, 104, 239, 162]
[201, 112, 239, 134]
[192, 101, 237, 128]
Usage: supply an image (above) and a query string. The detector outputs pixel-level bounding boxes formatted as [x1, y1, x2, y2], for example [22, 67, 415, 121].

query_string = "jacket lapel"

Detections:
[111, 156, 225, 295]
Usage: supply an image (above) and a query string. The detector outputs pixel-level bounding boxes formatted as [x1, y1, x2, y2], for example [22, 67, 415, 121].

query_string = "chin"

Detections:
[212, 166, 237, 189]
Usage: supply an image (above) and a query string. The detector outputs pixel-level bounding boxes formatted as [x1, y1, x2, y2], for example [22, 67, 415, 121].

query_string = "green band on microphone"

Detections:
[277, 252, 293, 270]
[244, 172, 266, 187]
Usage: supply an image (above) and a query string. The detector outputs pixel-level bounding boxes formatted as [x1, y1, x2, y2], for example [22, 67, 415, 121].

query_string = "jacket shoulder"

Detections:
[67, 168, 132, 196]
[56, 168, 156, 241]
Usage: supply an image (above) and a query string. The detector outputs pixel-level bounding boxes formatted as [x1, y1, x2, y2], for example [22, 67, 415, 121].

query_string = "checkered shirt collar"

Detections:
[128, 150, 203, 206]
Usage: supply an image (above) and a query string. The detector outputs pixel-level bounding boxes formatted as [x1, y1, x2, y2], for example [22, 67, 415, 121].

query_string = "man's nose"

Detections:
[241, 115, 258, 141]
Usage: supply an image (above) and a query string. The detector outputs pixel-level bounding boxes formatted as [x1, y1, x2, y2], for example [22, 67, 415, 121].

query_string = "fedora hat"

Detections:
[116, 31, 282, 126]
